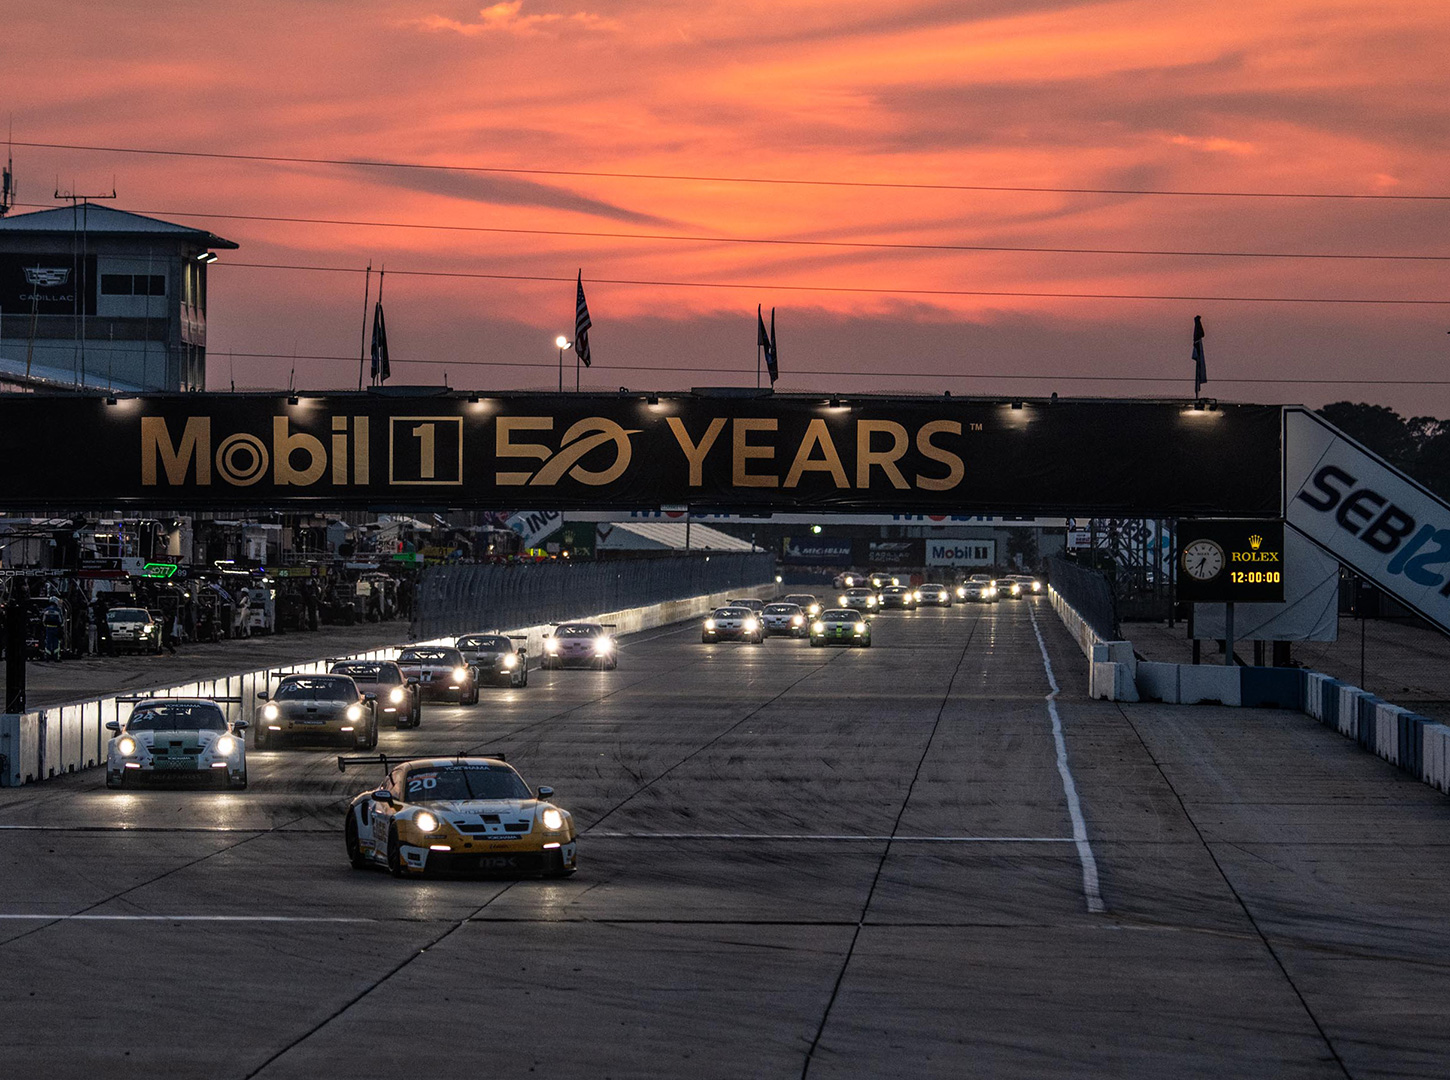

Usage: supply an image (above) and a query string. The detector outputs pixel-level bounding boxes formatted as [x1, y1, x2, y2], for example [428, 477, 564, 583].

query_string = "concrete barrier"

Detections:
[1179, 664, 1242, 707]
[1050, 587, 1138, 701]
[0, 580, 773, 786]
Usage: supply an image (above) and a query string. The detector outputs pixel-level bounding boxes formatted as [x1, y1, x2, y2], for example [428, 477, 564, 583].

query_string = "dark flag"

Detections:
[370, 300, 390, 383]
[757, 305, 778, 383]
[574, 271, 592, 368]
[1192, 315, 1206, 396]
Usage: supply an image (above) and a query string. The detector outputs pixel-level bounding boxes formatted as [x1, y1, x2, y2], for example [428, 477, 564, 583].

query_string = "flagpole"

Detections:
[357, 262, 371, 392]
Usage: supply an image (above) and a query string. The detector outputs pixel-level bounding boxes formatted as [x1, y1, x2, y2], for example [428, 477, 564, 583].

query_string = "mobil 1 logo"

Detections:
[388, 417, 463, 486]
[1177, 519, 1284, 603]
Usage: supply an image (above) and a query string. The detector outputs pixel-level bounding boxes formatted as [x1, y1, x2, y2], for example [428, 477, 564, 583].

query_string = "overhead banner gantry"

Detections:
[0, 391, 1282, 516]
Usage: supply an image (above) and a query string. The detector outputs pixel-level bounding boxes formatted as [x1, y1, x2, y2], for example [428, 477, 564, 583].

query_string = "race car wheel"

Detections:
[345, 815, 368, 870]
[227, 768, 248, 790]
[253, 726, 270, 750]
[386, 824, 406, 877]
[367, 717, 379, 749]
[543, 866, 577, 879]
[105, 771, 124, 789]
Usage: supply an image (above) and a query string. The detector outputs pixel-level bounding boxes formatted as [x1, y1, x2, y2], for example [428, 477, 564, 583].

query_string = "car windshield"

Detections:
[555, 625, 599, 638]
[331, 663, 399, 685]
[847, 588, 872, 596]
[822, 609, 857, 622]
[107, 609, 149, 623]
[922, 584, 945, 591]
[458, 636, 510, 651]
[713, 608, 748, 618]
[275, 677, 354, 701]
[398, 648, 462, 664]
[970, 575, 991, 582]
[126, 704, 227, 732]
[764, 605, 798, 615]
[402, 764, 533, 802]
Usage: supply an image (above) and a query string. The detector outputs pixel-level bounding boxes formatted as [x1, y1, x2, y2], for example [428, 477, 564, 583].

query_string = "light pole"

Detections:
[555, 335, 570, 393]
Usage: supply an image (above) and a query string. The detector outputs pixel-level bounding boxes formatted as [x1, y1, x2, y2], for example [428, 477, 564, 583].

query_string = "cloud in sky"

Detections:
[0, 0, 1447, 411]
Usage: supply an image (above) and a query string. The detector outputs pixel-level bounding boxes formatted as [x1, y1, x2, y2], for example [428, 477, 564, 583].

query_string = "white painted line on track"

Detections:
[0, 914, 375, 923]
[592, 832, 1076, 842]
[1028, 602, 1106, 913]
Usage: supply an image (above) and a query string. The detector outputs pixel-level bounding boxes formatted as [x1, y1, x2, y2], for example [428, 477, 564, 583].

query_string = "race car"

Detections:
[541, 622, 618, 670]
[255, 673, 378, 750]
[396, 646, 480, 704]
[1010, 574, 1044, 595]
[456, 633, 529, 688]
[702, 606, 762, 643]
[868, 572, 899, 590]
[959, 575, 998, 603]
[330, 660, 421, 728]
[879, 585, 916, 610]
[917, 583, 953, 607]
[340, 753, 577, 878]
[809, 608, 872, 647]
[105, 697, 249, 789]
[783, 593, 822, 617]
[994, 577, 1023, 599]
[760, 602, 808, 637]
[839, 587, 879, 611]
[102, 607, 162, 655]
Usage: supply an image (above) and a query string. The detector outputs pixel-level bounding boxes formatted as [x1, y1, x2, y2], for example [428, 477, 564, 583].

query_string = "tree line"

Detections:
[1319, 402, 1450, 501]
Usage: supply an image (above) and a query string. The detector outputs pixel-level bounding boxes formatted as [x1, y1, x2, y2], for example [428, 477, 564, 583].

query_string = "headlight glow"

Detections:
[118, 736, 137, 756]
[215, 734, 237, 756]
[808, 603, 820, 615]
[956, 587, 966, 597]
[415, 811, 439, 834]
[913, 591, 922, 602]
[844, 576, 854, 586]
[595, 637, 613, 654]
[389, 687, 405, 703]
[939, 591, 948, 601]
[891, 577, 900, 586]
[545, 638, 559, 653]
[838, 595, 848, 605]
[346, 704, 362, 721]
[262, 703, 279, 721]
[791, 614, 803, 625]
[704, 618, 716, 630]
[452, 667, 469, 683]
[811, 621, 825, 633]
[866, 597, 876, 607]
[503, 653, 518, 669]
[854, 622, 867, 634]
[744, 618, 759, 632]
[542, 808, 564, 831]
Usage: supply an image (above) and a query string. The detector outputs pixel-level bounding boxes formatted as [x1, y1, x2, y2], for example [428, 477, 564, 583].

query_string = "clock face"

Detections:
[1181, 539, 1224, 580]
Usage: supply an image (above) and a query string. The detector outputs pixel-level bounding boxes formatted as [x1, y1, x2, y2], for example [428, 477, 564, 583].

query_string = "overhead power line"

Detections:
[220, 260, 1450, 305]
[14, 200, 1443, 263]
[215, 350, 1450, 386]
[13, 139, 1450, 202]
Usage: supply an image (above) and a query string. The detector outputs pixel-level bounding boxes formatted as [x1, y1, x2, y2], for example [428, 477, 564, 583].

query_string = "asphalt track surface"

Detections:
[2, 598, 1449, 1078]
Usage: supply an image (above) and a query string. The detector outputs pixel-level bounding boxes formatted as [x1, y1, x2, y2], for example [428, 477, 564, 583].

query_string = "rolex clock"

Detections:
[1181, 539, 1224, 581]
[1176, 520, 1284, 603]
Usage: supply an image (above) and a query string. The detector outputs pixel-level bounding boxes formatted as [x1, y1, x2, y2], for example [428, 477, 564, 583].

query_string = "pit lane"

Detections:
[3, 599, 1449, 1078]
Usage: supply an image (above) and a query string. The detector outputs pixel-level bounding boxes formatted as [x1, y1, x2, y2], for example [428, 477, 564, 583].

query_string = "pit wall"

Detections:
[1048, 587, 1450, 798]
[0, 581, 774, 787]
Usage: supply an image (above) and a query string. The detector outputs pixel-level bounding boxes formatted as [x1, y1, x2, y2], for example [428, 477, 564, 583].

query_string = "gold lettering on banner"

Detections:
[785, 419, 848, 488]
[496, 417, 553, 486]
[732, 418, 778, 488]
[273, 417, 327, 486]
[856, 420, 910, 490]
[331, 416, 348, 485]
[532, 419, 636, 486]
[141, 416, 211, 485]
[667, 417, 726, 486]
[354, 416, 370, 484]
[915, 420, 964, 491]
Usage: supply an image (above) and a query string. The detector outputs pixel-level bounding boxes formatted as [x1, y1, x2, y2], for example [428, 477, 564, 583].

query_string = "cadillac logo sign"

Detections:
[23, 266, 70, 288]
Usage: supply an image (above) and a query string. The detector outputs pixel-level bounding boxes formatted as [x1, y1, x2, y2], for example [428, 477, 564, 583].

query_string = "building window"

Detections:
[102, 273, 166, 296]
[101, 274, 132, 295]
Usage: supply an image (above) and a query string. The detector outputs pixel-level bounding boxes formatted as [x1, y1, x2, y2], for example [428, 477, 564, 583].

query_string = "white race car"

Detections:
[106, 698, 249, 789]
[541, 622, 618, 670]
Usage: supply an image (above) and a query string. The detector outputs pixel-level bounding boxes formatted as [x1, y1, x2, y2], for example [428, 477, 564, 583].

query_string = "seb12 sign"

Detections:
[1177, 520, 1285, 603]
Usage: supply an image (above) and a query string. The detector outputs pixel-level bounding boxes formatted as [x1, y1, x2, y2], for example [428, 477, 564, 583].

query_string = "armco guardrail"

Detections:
[413, 552, 775, 641]
[0, 568, 775, 787]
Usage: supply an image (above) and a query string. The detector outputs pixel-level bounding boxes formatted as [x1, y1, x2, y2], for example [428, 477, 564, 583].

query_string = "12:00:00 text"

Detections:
[1230, 571, 1281, 584]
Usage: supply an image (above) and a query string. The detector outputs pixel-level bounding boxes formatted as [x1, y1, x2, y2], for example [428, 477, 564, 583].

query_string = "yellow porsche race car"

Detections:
[339, 753, 578, 878]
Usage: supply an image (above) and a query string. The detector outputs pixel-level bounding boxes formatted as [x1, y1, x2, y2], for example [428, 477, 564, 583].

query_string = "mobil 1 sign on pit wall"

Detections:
[1285, 406, 1450, 633]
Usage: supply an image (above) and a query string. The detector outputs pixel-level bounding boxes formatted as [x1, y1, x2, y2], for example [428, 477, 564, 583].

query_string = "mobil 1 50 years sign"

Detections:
[0, 393, 1283, 514]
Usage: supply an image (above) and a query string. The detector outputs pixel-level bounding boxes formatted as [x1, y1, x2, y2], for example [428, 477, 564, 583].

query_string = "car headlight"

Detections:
[938, 591, 948, 601]
[808, 604, 820, 615]
[791, 614, 803, 625]
[1012, 585, 1020, 595]
[542, 808, 564, 831]
[595, 637, 613, 654]
[118, 735, 137, 756]
[452, 667, 469, 683]
[415, 811, 439, 834]
[389, 687, 405, 703]
[346, 704, 362, 721]
[215, 734, 237, 756]
[1032, 581, 1042, 592]
[866, 597, 876, 607]
[545, 638, 558, 653]
[503, 653, 518, 669]
[139, 625, 154, 635]
[854, 622, 867, 634]
[956, 586, 966, 597]
[744, 618, 758, 632]
[891, 577, 900, 586]
[844, 576, 854, 586]
[704, 618, 716, 630]
[913, 591, 922, 602]
[262, 703, 279, 721]
[838, 595, 848, 605]
[811, 621, 825, 633]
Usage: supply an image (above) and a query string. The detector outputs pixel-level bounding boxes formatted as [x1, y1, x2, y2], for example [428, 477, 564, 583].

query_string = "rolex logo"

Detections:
[1249, 534, 1262, 549]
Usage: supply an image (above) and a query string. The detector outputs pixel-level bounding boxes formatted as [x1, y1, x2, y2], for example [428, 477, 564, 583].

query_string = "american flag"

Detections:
[574, 271, 592, 368]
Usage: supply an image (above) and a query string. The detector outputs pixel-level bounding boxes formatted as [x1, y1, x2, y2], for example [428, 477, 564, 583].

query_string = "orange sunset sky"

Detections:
[2, 0, 1447, 410]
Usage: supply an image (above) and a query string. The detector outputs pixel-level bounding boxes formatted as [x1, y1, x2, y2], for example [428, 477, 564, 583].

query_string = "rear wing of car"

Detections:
[338, 751, 507, 772]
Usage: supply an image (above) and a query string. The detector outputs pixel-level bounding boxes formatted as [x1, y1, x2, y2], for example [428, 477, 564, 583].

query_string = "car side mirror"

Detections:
[537, 785, 554, 799]
[233, 719, 250, 731]
[256, 691, 269, 701]
[363, 692, 377, 702]
[406, 677, 419, 686]
[518, 648, 527, 656]
[371, 789, 394, 804]
[105, 720, 120, 732]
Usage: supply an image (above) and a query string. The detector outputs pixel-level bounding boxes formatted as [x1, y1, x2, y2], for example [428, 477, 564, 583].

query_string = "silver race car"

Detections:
[702, 606, 762, 644]
[255, 673, 378, 750]
[330, 660, 421, 728]
[541, 622, 618, 670]
[455, 633, 529, 688]
[106, 698, 249, 788]
[760, 602, 808, 637]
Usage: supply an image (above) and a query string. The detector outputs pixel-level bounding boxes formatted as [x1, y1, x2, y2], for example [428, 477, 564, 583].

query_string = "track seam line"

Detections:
[1027, 602, 1104, 913]
[799, 615, 979, 1079]
[1112, 701, 1354, 1079]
